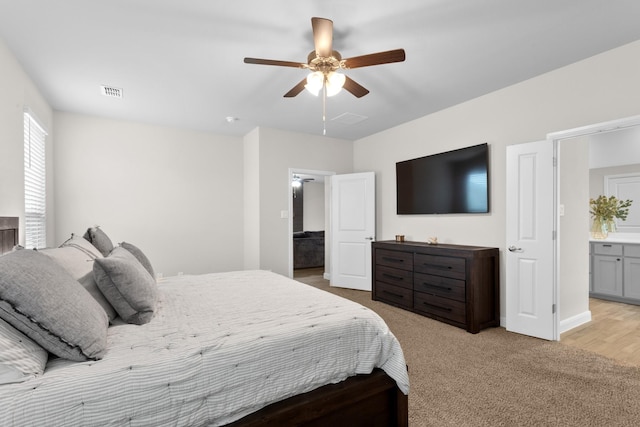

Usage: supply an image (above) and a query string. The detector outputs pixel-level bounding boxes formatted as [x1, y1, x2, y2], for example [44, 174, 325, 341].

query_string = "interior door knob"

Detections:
[508, 245, 522, 252]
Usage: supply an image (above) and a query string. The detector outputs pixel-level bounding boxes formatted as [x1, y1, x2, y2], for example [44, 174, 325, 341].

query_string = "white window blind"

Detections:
[24, 110, 47, 249]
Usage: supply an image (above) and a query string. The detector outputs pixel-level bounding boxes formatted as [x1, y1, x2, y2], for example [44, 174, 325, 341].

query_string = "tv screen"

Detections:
[396, 143, 489, 214]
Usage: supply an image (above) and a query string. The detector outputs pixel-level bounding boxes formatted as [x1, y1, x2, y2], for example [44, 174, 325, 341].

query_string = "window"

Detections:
[24, 109, 47, 249]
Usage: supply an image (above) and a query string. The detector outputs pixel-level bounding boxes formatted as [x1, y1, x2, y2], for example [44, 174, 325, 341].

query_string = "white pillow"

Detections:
[0, 317, 48, 385]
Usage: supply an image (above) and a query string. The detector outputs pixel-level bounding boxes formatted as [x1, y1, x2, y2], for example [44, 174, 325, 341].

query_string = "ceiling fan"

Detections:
[244, 17, 406, 100]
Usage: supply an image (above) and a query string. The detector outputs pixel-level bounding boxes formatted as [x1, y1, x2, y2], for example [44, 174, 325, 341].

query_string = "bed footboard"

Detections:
[226, 368, 408, 427]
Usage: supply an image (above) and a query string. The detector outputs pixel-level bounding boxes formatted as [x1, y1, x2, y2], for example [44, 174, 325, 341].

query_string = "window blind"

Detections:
[24, 110, 47, 249]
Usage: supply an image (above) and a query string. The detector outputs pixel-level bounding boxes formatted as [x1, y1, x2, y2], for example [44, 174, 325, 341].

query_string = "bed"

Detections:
[0, 217, 409, 426]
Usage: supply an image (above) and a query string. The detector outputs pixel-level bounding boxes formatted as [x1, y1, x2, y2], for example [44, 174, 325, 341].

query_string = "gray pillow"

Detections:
[83, 226, 114, 257]
[0, 250, 109, 361]
[93, 247, 157, 325]
[40, 245, 117, 322]
[120, 241, 156, 279]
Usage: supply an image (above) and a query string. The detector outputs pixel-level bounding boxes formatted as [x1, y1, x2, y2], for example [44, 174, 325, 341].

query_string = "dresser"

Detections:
[372, 241, 499, 333]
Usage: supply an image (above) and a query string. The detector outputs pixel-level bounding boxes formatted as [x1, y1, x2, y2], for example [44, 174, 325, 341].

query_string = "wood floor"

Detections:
[561, 297, 640, 366]
[295, 268, 640, 366]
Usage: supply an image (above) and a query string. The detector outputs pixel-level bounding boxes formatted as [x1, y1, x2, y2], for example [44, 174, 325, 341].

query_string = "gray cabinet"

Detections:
[623, 244, 640, 300]
[590, 242, 640, 305]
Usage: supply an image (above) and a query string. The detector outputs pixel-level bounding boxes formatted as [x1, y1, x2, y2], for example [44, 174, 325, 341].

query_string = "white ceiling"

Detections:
[1, 0, 639, 141]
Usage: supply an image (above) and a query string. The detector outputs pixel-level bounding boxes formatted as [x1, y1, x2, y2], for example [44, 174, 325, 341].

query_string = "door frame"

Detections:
[548, 114, 640, 340]
[287, 168, 335, 279]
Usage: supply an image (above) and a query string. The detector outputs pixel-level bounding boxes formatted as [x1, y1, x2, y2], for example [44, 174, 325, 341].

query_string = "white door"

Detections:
[506, 141, 556, 340]
[330, 172, 375, 290]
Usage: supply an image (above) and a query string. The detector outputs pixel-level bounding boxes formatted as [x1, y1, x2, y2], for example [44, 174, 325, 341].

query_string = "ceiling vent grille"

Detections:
[100, 85, 123, 98]
[331, 112, 368, 125]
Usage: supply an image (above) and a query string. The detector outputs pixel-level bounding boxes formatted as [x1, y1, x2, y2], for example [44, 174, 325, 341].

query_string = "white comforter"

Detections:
[0, 270, 409, 426]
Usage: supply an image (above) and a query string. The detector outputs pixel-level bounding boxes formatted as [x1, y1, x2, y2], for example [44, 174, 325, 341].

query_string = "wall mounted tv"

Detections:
[396, 143, 489, 214]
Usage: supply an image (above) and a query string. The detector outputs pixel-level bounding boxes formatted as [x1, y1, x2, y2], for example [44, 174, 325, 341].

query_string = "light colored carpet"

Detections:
[297, 274, 640, 427]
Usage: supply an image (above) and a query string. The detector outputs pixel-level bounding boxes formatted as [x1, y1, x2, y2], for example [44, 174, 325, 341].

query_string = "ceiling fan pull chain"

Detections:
[322, 82, 327, 135]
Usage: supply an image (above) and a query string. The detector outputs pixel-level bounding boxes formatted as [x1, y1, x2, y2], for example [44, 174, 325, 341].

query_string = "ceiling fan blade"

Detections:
[284, 78, 308, 98]
[244, 57, 306, 68]
[342, 49, 406, 69]
[312, 17, 333, 58]
[343, 76, 369, 98]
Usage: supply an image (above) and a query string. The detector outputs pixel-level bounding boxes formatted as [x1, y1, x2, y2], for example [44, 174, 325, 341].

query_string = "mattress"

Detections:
[0, 270, 409, 426]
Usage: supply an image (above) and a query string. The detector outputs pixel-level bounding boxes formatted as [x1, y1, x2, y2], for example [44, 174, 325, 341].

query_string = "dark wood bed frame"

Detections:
[0, 217, 408, 426]
[228, 368, 408, 427]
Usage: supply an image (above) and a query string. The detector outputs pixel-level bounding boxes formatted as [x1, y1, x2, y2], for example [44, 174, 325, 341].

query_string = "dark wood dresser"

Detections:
[372, 240, 499, 333]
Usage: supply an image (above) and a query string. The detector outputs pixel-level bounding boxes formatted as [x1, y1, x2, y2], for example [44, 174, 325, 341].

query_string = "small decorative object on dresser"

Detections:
[372, 240, 500, 333]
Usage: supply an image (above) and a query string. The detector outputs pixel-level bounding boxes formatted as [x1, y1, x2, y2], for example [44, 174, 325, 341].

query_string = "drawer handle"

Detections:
[603, 244, 612, 247]
[383, 290, 404, 299]
[422, 302, 452, 312]
[424, 263, 453, 270]
[383, 257, 404, 263]
[422, 283, 452, 291]
[383, 273, 404, 281]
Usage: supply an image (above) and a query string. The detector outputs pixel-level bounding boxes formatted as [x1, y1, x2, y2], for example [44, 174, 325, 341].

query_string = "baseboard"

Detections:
[323, 272, 330, 281]
[500, 311, 592, 336]
[559, 310, 592, 335]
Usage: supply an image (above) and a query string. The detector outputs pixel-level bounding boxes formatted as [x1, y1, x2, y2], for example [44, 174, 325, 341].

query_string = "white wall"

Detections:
[589, 126, 640, 169]
[53, 112, 244, 276]
[353, 39, 640, 322]
[302, 181, 324, 231]
[0, 38, 55, 246]
[256, 127, 352, 276]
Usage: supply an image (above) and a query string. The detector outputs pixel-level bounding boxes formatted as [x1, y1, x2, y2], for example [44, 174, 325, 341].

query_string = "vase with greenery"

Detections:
[589, 195, 632, 239]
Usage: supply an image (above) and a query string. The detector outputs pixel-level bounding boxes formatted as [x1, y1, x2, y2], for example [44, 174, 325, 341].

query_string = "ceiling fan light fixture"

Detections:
[325, 72, 345, 97]
[304, 71, 324, 96]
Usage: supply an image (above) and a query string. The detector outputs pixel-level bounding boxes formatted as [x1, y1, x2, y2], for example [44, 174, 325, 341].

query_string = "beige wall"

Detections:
[0, 38, 54, 246]
[243, 127, 261, 270]
[559, 137, 590, 323]
[255, 127, 352, 276]
[353, 39, 640, 323]
[53, 112, 244, 277]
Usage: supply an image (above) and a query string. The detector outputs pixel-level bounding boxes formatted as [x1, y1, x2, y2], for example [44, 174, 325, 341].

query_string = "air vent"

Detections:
[331, 112, 368, 125]
[100, 85, 123, 99]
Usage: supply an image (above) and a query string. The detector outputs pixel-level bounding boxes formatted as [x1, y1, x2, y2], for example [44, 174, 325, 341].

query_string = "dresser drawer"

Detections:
[414, 254, 465, 280]
[592, 243, 623, 256]
[375, 282, 413, 310]
[414, 272, 465, 302]
[376, 249, 413, 271]
[414, 292, 466, 325]
[376, 265, 413, 290]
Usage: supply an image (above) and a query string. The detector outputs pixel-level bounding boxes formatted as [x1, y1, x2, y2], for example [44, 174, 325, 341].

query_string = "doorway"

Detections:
[288, 168, 334, 279]
[551, 115, 640, 339]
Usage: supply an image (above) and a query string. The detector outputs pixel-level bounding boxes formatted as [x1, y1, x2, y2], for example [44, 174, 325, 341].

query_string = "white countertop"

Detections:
[590, 232, 640, 244]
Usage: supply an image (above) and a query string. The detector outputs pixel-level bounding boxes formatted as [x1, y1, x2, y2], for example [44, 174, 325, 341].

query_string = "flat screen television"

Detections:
[396, 143, 489, 214]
